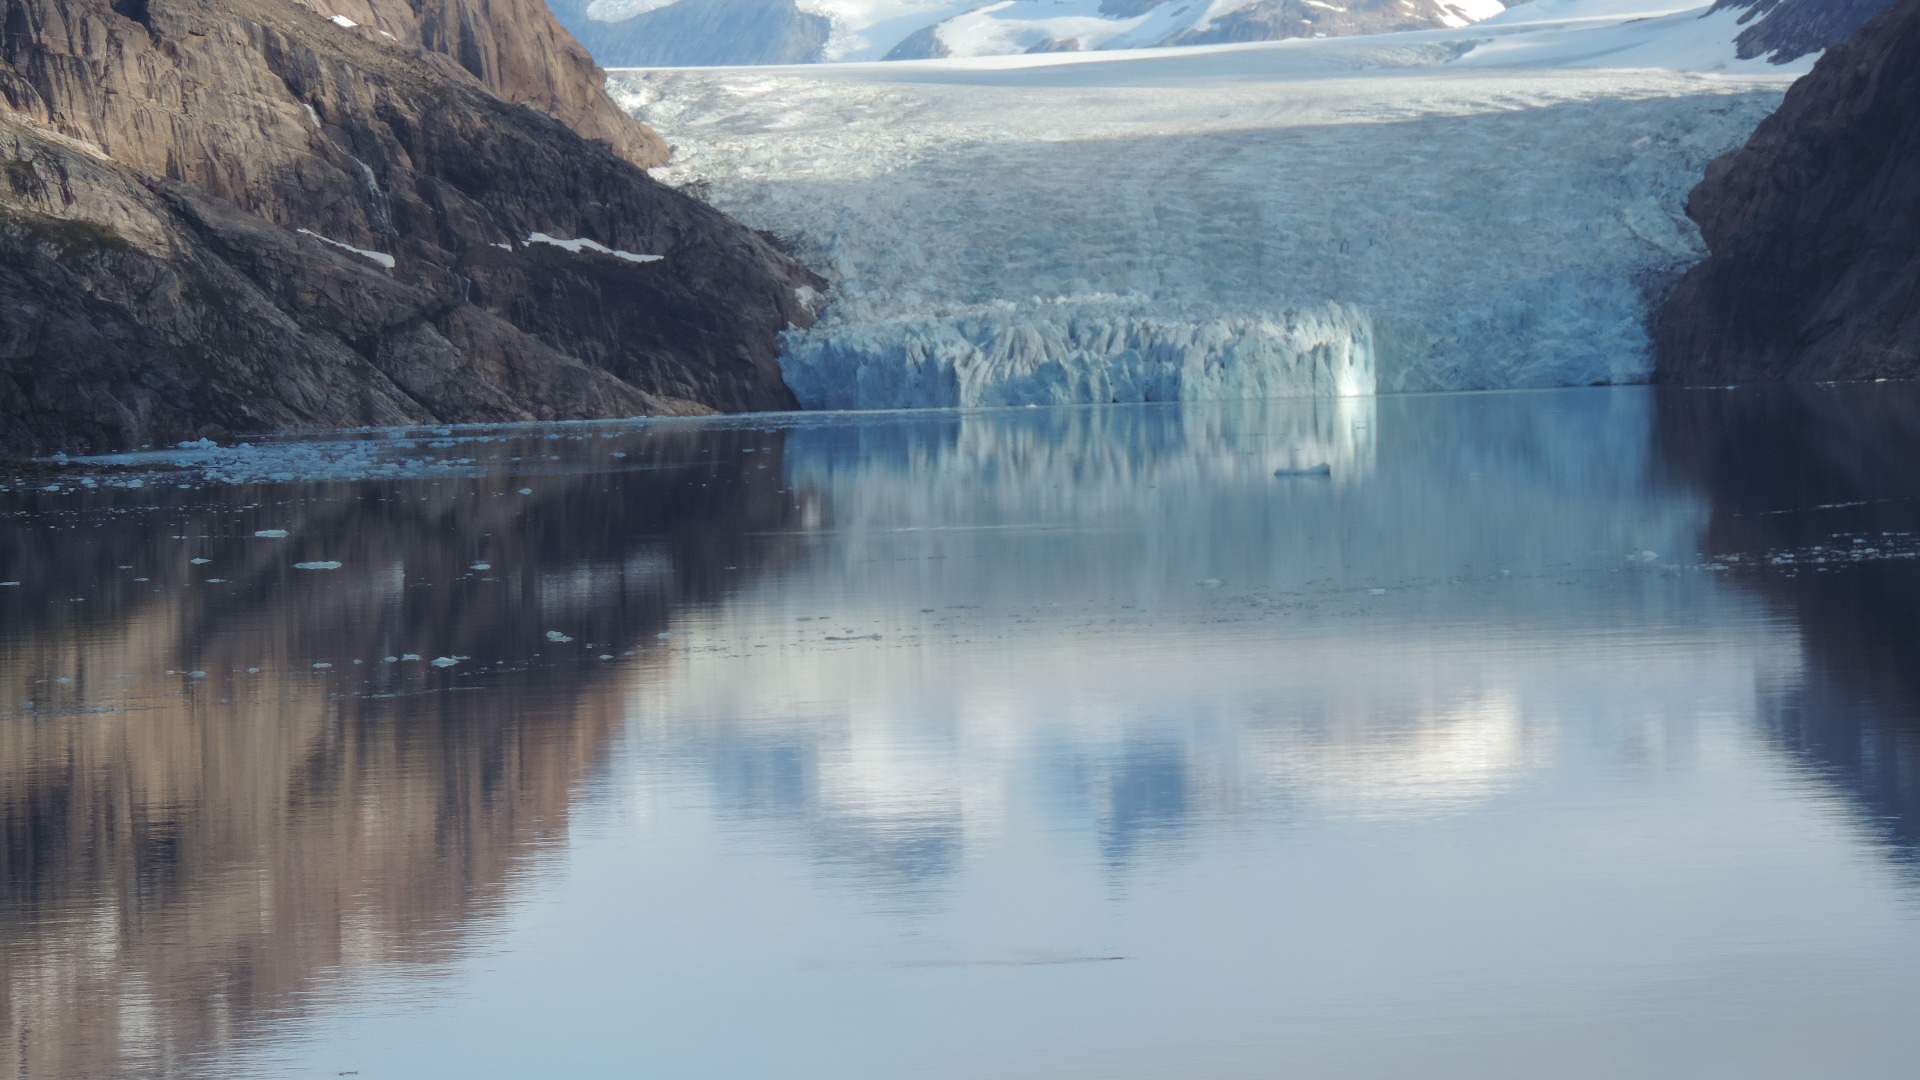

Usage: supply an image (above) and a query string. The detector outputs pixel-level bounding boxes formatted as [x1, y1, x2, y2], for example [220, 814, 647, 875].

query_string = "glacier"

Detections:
[613, 3, 1811, 408]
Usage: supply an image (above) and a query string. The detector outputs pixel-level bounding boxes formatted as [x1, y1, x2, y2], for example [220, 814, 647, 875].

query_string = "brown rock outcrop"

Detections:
[302, 0, 668, 166]
[0, 0, 820, 455]
[1654, 0, 1920, 383]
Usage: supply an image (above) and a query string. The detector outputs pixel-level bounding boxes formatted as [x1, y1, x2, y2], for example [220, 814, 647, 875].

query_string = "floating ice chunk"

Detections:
[524, 232, 663, 264]
[1196, 578, 1223, 588]
[383, 656, 398, 663]
[599, 654, 613, 660]
[0, 582, 16, 586]
[657, 632, 673, 639]
[430, 656, 461, 668]
[329, 14, 357, 27]
[254, 529, 290, 538]
[190, 557, 211, 564]
[247, 667, 260, 673]
[206, 578, 225, 583]
[402, 653, 421, 661]
[313, 662, 332, 669]
[296, 228, 395, 270]
[178, 438, 217, 449]
[546, 631, 574, 642]
[518, 488, 533, 495]
[189, 671, 207, 677]
[470, 561, 491, 570]
[294, 560, 343, 569]
[1368, 588, 1388, 595]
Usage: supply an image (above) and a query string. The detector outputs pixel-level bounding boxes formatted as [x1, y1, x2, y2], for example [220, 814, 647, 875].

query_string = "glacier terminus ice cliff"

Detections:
[613, 0, 1834, 408]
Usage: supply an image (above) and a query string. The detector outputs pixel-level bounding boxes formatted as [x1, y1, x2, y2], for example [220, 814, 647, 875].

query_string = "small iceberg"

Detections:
[1273, 447, 1331, 478]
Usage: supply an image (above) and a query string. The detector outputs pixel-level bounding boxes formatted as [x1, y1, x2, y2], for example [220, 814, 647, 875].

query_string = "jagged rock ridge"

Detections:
[1708, 0, 1901, 63]
[1655, 0, 1920, 383]
[0, 0, 821, 455]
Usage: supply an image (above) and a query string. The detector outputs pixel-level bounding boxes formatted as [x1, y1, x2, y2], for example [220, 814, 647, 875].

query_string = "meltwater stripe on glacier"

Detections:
[780, 301, 1377, 409]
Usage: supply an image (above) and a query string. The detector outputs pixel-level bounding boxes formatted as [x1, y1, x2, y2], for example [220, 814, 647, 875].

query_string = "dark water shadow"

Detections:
[1658, 384, 1920, 871]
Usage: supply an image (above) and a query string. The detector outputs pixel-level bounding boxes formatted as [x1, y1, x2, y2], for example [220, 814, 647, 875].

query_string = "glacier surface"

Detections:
[614, 6, 1807, 407]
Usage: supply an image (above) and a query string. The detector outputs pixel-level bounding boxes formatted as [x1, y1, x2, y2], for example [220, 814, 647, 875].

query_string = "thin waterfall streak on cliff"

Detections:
[350, 155, 395, 236]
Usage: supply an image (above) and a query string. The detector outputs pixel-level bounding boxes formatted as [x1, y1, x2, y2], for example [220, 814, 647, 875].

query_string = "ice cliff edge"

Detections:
[0, 0, 822, 456]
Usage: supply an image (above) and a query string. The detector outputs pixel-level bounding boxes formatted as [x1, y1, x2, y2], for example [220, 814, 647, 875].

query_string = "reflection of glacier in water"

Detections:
[626, 391, 1780, 892]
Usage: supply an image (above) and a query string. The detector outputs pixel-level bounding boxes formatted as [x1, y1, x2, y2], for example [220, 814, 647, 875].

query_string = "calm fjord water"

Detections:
[5, 386, 1920, 1079]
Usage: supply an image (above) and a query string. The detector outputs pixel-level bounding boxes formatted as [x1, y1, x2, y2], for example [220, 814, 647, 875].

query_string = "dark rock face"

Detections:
[0, 0, 820, 455]
[1709, 0, 1901, 64]
[1654, 0, 1920, 384]
[560, 0, 834, 68]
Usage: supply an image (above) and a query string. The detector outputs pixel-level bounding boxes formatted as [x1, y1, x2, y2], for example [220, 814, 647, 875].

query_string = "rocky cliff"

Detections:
[1655, 0, 1920, 383]
[1708, 0, 1900, 64]
[0, 0, 821, 456]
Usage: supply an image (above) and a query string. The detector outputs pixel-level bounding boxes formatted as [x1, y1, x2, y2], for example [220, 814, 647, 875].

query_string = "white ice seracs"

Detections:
[783, 300, 1374, 408]
[622, 32, 1795, 407]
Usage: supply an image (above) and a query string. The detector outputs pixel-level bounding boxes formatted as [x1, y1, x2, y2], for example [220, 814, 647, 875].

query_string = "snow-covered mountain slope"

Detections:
[610, 12, 1805, 407]
[556, 0, 1507, 66]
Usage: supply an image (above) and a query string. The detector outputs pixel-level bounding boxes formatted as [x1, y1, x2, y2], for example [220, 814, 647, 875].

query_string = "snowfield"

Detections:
[613, 4, 1807, 406]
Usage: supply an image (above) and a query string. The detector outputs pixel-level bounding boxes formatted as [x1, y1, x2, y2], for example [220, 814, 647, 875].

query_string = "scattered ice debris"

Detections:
[255, 529, 290, 538]
[429, 656, 461, 668]
[296, 228, 396, 270]
[546, 631, 574, 642]
[313, 662, 332, 669]
[179, 438, 218, 449]
[524, 232, 663, 264]
[190, 557, 211, 565]
[328, 13, 357, 27]
[826, 634, 883, 641]
[470, 562, 491, 571]
[294, 560, 343, 570]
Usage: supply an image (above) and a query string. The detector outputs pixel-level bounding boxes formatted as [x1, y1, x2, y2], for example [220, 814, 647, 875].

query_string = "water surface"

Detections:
[5, 386, 1920, 1078]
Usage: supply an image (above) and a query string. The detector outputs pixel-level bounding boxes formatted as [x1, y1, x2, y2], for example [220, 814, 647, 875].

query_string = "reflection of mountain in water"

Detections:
[0, 428, 799, 1079]
[1659, 385, 1920, 867]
